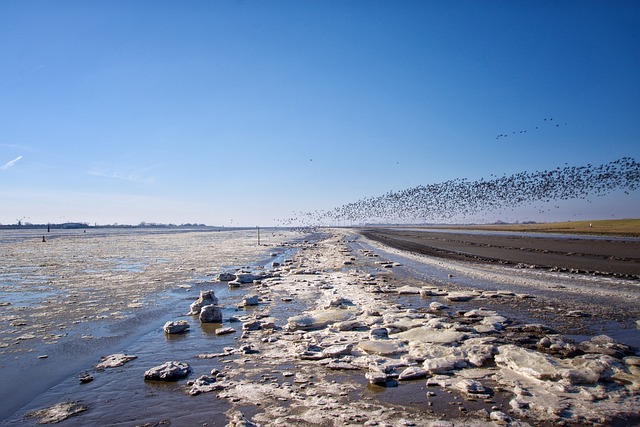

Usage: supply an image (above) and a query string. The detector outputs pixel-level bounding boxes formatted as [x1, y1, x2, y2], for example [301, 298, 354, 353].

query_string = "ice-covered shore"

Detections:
[208, 230, 639, 426]
[14, 229, 640, 426]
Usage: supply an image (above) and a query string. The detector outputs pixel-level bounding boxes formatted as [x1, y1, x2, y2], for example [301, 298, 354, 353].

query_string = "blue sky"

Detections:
[1, 1, 639, 226]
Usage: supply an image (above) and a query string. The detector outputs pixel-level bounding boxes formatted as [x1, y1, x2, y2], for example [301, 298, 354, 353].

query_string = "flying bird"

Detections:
[283, 157, 640, 226]
[497, 117, 567, 141]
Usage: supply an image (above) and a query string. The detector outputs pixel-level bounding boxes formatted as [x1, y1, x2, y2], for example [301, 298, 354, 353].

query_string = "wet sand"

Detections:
[360, 228, 640, 339]
[360, 228, 640, 278]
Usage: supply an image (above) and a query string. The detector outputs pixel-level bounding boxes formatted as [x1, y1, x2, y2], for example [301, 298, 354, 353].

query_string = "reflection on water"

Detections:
[6, 284, 236, 425]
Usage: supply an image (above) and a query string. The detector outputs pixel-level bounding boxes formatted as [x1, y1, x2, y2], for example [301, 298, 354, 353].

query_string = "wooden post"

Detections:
[257, 226, 260, 246]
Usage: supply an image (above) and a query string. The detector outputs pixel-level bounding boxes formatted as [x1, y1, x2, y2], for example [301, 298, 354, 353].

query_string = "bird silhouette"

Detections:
[497, 117, 566, 141]
[282, 157, 639, 226]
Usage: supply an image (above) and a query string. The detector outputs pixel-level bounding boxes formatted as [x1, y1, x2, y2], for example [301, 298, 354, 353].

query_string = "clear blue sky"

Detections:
[1, 1, 639, 226]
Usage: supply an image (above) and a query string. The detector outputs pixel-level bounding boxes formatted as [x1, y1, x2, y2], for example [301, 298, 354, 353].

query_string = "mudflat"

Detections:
[360, 228, 640, 279]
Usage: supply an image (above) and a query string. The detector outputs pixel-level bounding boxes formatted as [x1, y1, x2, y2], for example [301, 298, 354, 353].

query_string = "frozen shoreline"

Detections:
[2, 228, 639, 426]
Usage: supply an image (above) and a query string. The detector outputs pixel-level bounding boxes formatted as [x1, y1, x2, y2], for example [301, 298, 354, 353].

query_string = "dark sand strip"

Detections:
[360, 228, 640, 278]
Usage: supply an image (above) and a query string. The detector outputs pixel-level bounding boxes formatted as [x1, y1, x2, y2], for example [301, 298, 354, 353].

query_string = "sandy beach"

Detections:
[1, 227, 639, 426]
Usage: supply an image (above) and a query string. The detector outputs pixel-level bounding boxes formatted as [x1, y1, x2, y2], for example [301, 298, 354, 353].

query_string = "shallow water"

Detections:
[6, 283, 242, 426]
[0, 227, 306, 423]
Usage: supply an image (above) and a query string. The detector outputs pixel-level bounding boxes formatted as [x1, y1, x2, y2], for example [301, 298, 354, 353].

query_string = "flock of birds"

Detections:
[278, 157, 639, 227]
[496, 118, 568, 140]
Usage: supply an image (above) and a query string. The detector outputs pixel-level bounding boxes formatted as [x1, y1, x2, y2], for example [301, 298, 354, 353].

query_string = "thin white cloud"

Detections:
[1, 155, 23, 170]
[87, 165, 157, 184]
[0, 143, 38, 152]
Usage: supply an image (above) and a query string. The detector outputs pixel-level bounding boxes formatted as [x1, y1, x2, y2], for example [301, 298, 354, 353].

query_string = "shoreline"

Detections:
[3, 229, 640, 426]
[211, 229, 640, 426]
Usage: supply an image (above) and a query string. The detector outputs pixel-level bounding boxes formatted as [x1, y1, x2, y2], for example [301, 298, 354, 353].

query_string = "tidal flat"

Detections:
[0, 227, 300, 422]
[1, 227, 639, 426]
